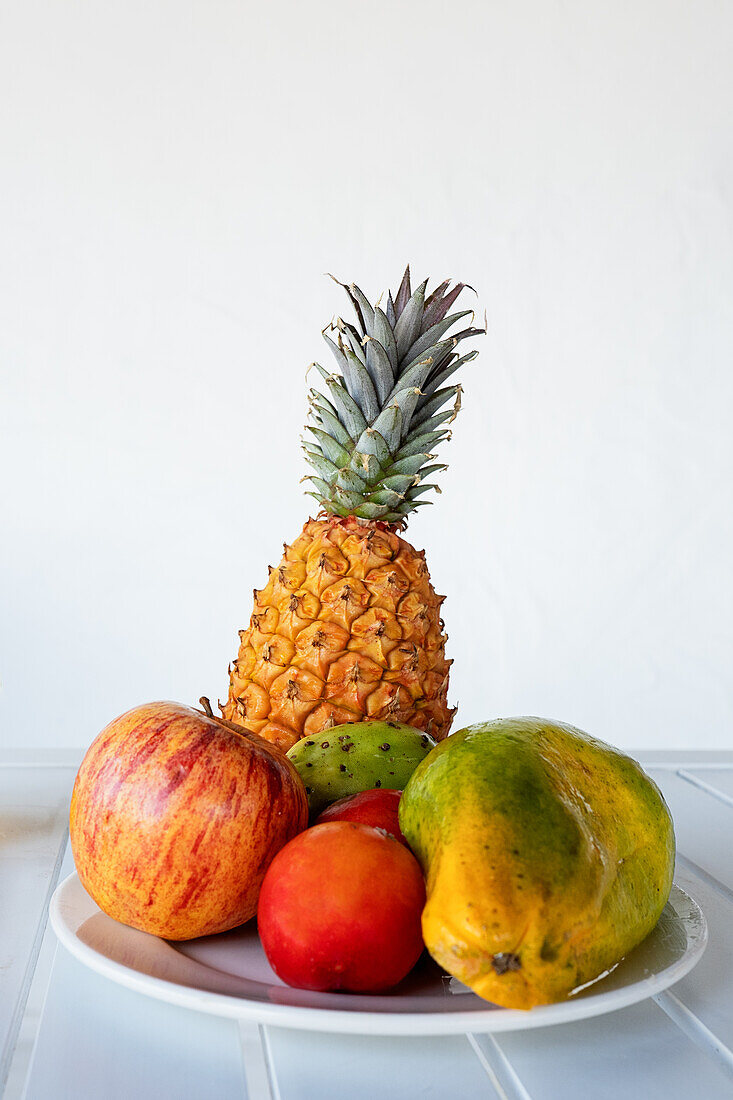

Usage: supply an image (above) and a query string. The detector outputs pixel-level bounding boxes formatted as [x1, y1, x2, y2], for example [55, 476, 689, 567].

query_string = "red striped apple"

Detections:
[70, 700, 308, 940]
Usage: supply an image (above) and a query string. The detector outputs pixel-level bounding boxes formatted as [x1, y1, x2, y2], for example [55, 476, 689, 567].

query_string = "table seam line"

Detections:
[677, 769, 733, 809]
[259, 1026, 282, 1100]
[0, 827, 69, 1095]
[17, 941, 61, 1100]
[466, 1033, 534, 1100]
[653, 989, 733, 1083]
[237, 1019, 279, 1100]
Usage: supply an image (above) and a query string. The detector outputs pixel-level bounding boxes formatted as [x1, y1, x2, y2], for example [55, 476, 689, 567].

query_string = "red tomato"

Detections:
[314, 788, 407, 844]
[257, 821, 426, 992]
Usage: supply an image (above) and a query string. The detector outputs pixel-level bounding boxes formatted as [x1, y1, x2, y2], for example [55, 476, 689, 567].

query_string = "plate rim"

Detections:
[49, 872, 707, 1036]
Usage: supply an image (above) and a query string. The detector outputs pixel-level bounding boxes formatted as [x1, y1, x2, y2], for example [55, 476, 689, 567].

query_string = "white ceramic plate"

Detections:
[50, 873, 706, 1035]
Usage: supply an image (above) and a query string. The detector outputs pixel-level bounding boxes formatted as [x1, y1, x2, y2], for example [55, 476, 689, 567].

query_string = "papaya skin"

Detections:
[398, 718, 675, 1010]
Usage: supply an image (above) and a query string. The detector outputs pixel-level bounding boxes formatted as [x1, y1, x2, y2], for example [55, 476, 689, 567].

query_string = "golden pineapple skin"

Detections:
[223, 516, 454, 752]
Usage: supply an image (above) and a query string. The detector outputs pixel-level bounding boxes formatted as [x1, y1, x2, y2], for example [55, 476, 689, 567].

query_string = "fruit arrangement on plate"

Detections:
[69, 269, 676, 1010]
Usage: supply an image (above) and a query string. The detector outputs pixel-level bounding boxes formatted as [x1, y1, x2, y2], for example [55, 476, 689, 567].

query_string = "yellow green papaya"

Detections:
[398, 717, 675, 1009]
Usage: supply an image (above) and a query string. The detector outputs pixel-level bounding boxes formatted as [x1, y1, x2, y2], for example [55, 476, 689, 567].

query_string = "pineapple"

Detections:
[222, 268, 483, 752]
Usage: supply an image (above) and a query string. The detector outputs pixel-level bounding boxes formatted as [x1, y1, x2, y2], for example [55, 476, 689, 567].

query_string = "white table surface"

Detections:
[2, 749, 733, 1100]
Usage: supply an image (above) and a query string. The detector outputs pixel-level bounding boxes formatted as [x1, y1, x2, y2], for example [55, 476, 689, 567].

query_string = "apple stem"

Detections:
[199, 696, 214, 718]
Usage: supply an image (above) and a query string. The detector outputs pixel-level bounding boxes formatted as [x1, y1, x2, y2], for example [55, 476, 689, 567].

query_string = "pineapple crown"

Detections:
[303, 266, 484, 525]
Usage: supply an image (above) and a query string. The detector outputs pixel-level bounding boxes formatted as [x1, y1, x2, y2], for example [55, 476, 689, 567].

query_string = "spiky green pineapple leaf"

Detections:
[393, 267, 412, 319]
[305, 268, 483, 522]
[394, 280, 427, 359]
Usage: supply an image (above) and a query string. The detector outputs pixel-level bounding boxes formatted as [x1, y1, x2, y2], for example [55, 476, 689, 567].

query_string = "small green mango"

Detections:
[287, 720, 436, 814]
[399, 717, 675, 1009]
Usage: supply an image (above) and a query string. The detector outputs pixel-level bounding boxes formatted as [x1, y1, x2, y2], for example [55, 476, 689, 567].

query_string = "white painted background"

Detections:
[2, 1, 731, 751]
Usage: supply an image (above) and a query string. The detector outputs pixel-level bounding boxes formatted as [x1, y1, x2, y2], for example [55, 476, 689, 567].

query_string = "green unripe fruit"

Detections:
[287, 720, 436, 814]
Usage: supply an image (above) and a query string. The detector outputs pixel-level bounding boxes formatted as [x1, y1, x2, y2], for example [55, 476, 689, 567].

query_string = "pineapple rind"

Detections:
[223, 516, 455, 751]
